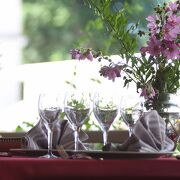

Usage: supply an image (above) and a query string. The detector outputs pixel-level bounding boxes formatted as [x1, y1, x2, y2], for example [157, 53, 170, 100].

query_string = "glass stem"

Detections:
[74, 129, 79, 151]
[103, 130, 108, 146]
[47, 125, 53, 156]
[128, 125, 133, 137]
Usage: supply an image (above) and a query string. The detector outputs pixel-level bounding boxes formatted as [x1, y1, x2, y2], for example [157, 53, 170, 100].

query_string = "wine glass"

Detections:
[120, 95, 144, 137]
[64, 90, 90, 151]
[38, 93, 63, 158]
[93, 91, 119, 146]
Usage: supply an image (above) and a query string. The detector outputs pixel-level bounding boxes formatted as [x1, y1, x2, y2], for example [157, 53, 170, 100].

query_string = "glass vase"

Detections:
[156, 93, 180, 142]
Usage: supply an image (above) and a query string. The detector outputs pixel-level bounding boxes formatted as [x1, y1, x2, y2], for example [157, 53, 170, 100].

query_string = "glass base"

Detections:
[39, 153, 59, 159]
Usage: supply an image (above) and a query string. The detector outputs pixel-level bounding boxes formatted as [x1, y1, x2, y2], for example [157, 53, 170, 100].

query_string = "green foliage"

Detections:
[81, 0, 167, 55]
[22, 0, 96, 63]
[15, 121, 35, 132]
[15, 125, 24, 132]
[90, 78, 101, 84]
[83, 0, 136, 57]
[173, 143, 180, 156]
[68, 98, 86, 110]
[75, 17, 118, 54]
[65, 81, 77, 89]
[23, 0, 167, 63]
[60, 112, 66, 120]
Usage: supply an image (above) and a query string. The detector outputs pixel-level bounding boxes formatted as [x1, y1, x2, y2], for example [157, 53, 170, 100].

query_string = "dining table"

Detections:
[0, 153, 180, 180]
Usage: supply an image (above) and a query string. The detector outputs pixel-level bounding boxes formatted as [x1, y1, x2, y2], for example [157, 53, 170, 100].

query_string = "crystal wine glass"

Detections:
[93, 91, 119, 146]
[38, 93, 63, 158]
[64, 90, 90, 151]
[120, 95, 144, 137]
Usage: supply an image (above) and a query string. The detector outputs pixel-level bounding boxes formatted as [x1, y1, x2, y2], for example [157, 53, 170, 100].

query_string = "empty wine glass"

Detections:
[38, 93, 63, 158]
[93, 91, 119, 146]
[120, 95, 144, 137]
[64, 90, 90, 151]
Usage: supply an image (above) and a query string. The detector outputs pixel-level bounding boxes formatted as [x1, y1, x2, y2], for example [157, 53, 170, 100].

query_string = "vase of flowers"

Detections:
[70, 1, 180, 138]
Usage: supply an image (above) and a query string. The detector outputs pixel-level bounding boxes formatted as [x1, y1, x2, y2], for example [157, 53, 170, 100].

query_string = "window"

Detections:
[0, 0, 178, 132]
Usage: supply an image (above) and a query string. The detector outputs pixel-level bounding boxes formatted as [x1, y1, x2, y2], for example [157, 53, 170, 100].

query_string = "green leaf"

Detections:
[123, 78, 129, 87]
[60, 112, 66, 120]
[65, 81, 77, 89]
[90, 78, 101, 84]
[22, 121, 34, 128]
[15, 125, 24, 132]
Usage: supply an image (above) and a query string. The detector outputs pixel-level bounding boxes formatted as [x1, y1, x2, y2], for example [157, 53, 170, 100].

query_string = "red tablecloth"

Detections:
[0, 157, 179, 180]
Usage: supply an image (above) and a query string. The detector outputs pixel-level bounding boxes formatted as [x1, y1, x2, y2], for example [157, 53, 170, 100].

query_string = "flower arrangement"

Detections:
[70, 1, 180, 111]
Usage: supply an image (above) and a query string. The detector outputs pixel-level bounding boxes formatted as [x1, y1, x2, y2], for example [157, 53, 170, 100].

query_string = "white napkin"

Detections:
[21, 119, 88, 150]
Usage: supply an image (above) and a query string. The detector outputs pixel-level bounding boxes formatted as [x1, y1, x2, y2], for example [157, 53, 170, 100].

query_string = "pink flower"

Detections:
[163, 25, 180, 41]
[70, 48, 94, 61]
[146, 16, 156, 24]
[112, 66, 121, 77]
[163, 14, 180, 41]
[140, 85, 156, 99]
[99, 65, 121, 82]
[140, 47, 148, 55]
[167, 2, 179, 12]
[167, 14, 180, 27]
[86, 50, 94, 61]
[70, 49, 83, 60]
[146, 15, 157, 34]
[146, 36, 162, 57]
[162, 41, 179, 60]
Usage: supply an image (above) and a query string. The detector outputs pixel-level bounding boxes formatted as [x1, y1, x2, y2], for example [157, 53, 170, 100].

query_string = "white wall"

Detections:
[0, 60, 124, 131]
[0, 0, 23, 110]
[0, 0, 24, 131]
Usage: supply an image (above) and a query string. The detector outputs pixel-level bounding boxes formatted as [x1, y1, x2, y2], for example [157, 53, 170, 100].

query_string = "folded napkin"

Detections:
[21, 119, 88, 150]
[104, 110, 175, 152]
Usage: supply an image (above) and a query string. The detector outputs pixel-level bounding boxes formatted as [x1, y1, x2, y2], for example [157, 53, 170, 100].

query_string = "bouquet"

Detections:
[70, 1, 180, 110]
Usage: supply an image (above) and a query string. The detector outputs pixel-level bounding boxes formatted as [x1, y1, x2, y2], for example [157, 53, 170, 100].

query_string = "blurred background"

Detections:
[0, 0, 172, 132]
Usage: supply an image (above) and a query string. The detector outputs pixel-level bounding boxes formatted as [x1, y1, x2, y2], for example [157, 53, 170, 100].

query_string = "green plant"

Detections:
[71, 0, 180, 111]
[16, 121, 35, 132]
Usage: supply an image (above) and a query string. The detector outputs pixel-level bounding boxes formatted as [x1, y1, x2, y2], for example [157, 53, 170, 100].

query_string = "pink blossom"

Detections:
[70, 49, 83, 60]
[163, 24, 180, 41]
[140, 47, 148, 55]
[70, 48, 94, 61]
[146, 15, 157, 34]
[113, 66, 121, 77]
[163, 14, 180, 41]
[162, 42, 179, 60]
[86, 50, 94, 61]
[140, 85, 156, 99]
[167, 2, 179, 12]
[99, 65, 121, 82]
[167, 14, 180, 27]
[146, 36, 162, 57]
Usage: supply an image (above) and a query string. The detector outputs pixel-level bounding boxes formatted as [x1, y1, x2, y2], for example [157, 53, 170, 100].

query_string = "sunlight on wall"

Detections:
[0, 0, 25, 131]
[0, 60, 125, 131]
